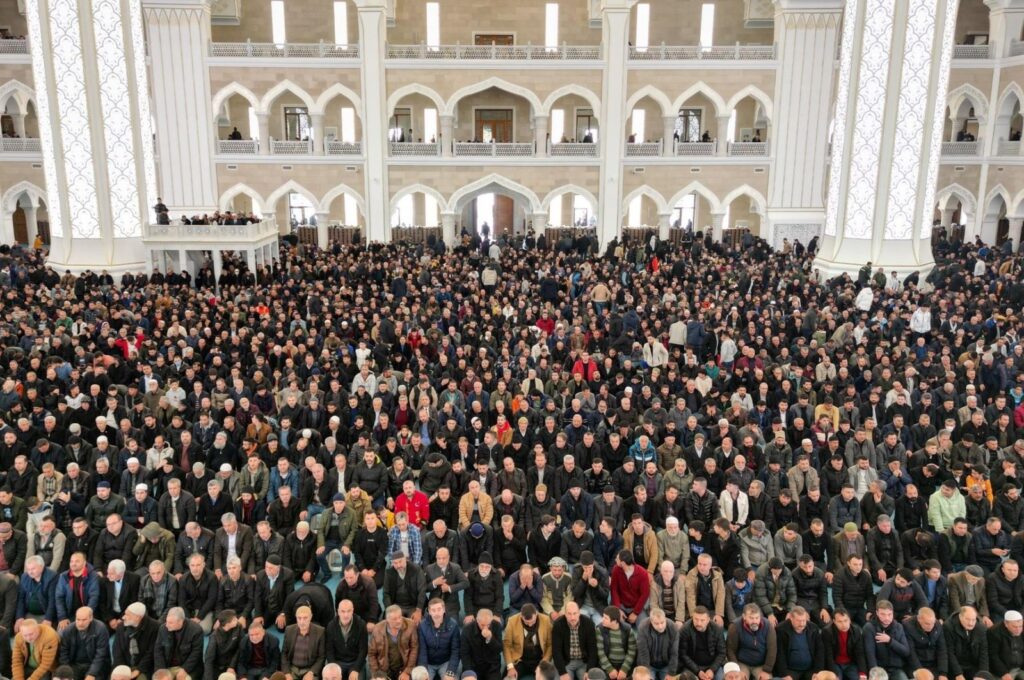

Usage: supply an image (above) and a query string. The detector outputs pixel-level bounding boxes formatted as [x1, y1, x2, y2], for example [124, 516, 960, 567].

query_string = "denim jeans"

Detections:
[835, 663, 860, 680]
[427, 661, 458, 680]
[564, 659, 587, 680]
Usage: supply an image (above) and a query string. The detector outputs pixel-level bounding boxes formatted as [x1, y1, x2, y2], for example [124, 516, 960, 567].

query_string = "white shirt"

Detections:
[855, 287, 874, 312]
[227, 531, 237, 560]
[910, 308, 932, 334]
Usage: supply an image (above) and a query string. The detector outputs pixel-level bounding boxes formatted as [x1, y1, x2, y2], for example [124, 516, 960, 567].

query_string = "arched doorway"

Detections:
[451, 178, 541, 240]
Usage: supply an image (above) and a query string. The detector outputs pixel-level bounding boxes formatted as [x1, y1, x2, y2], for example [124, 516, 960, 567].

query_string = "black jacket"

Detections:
[253, 566, 296, 622]
[460, 620, 504, 678]
[237, 635, 282, 677]
[986, 570, 1024, 620]
[904, 619, 949, 676]
[678, 620, 727, 674]
[204, 625, 245, 680]
[832, 567, 875, 613]
[552, 614, 599, 673]
[98, 570, 141, 623]
[178, 568, 218, 620]
[111, 613, 159, 676]
[823, 622, 867, 674]
[335, 574, 381, 623]
[154, 619, 205, 680]
[773, 620, 826, 676]
[217, 574, 255, 621]
[325, 614, 369, 666]
[944, 615, 989, 678]
[988, 623, 1024, 676]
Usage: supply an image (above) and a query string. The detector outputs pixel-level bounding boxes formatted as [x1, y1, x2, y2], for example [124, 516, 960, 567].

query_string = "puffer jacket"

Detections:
[752, 564, 796, 616]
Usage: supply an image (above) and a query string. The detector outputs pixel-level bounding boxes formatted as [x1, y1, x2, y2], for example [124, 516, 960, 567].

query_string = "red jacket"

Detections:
[610, 564, 650, 613]
[394, 490, 431, 528]
[572, 359, 600, 382]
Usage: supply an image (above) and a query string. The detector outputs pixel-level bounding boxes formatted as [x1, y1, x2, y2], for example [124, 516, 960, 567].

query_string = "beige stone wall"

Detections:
[0, 5, 27, 37]
[0, 65, 33, 88]
[0, 163, 45, 202]
[388, 0, 599, 46]
[621, 164, 769, 211]
[955, 0, 991, 44]
[636, 0, 773, 47]
[628, 97, 663, 141]
[212, 0, 350, 44]
[209, 68, 362, 108]
[453, 88, 534, 142]
[627, 70, 776, 117]
[548, 93, 595, 140]
[390, 92, 439, 140]
[386, 69, 603, 109]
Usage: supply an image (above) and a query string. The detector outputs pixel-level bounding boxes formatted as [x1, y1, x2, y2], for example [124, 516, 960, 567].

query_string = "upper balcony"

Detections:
[216, 138, 362, 157]
[0, 137, 41, 155]
[386, 43, 601, 61]
[208, 41, 360, 66]
[142, 217, 280, 249]
[628, 43, 776, 68]
[0, 38, 30, 64]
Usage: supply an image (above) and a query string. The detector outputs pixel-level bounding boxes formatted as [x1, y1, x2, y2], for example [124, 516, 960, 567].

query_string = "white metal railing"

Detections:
[629, 43, 775, 60]
[675, 141, 716, 156]
[325, 140, 362, 155]
[727, 141, 769, 156]
[550, 142, 599, 157]
[0, 137, 41, 153]
[143, 217, 279, 242]
[270, 139, 313, 155]
[953, 44, 991, 59]
[386, 43, 601, 60]
[998, 140, 1021, 156]
[209, 41, 360, 58]
[625, 142, 661, 157]
[453, 142, 534, 157]
[217, 139, 259, 154]
[390, 141, 441, 156]
[942, 141, 980, 155]
[0, 39, 28, 54]
[1012, 41, 1024, 57]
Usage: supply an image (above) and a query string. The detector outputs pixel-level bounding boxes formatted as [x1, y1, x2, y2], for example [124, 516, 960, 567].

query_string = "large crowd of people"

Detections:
[0, 226, 1019, 680]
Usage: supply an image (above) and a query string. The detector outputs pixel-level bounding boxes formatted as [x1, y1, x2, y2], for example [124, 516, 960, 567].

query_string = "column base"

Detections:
[812, 237, 935, 284]
[46, 238, 148, 276]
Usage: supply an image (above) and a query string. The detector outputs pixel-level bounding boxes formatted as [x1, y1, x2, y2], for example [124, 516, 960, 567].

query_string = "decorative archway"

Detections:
[265, 180, 321, 212]
[541, 184, 600, 215]
[387, 84, 446, 117]
[443, 77, 544, 117]
[258, 80, 317, 115]
[667, 182, 723, 214]
[447, 174, 543, 213]
[390, 183, 448, 215]
[320, 183, 367, 216]
[725, 85, 774, 124]
[0, 80, 35, 115]
[936, 183, 977, 215]
[313, 83, 364, 118]
[671, 82, 727, 118]
[210, 82, 261, 117]
[721, 184, 768, 216]
[1, 181, 46, 214]
[947, 83, 989, 121]
[624, 85, 673, 118]
[218, 183, 267, 214]
[621, 185, 669, 216]
[541, 85, 602, 120]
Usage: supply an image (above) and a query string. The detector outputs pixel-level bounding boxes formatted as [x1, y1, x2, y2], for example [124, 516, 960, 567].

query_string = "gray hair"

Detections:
[411, 668, 429, 680]
[107, 559, 126, 576]
[221, 513, 237, 525]
[166, 606, 186, 622]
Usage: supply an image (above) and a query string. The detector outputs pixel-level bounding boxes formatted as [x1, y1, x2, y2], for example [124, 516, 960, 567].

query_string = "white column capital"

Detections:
[352, 0, 388, 9]
[773, 0, 843, 11]
[985, 0, 1024, 12]
[142, 0, 212, 9]
[599, 0, 636, 12]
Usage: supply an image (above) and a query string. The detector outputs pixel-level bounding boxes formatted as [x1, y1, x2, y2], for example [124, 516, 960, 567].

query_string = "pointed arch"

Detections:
[621, 185, 668, 216]
[447, 174, 542, 213]
[313, 83, 363, 118]
[390, 183, 448, 214]
[1, 180, 46, 214]
[984, 183, 1011, 214]
[998, 82, 1024, 118]
[387, 84, 446, 117]
[443, 77, 543, 117]
[947, 83, 989, 120]
[265, 180, 320, 212]
[211, 82, 260, 117]
[320, 183, 366, 215]
[541, 184, 600, 214]
[541, 85, 602, 120]
[624, 85, 673, 118]
[725, 85, 774, 123]
[671, 82, 726, 118]
[935, 183, 977, 214]
[218, 183, 267, 213]
[0, 80, 35, 115]
[721, 184, 768, 215]
[667, 182, 723, 214]
[259, 80, 316, 115]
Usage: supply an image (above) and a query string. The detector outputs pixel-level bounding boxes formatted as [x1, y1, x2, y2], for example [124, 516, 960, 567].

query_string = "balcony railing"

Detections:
[453, 142, 534, 157]
[550, 142, 599, 157]
[942, 141, 980, 156]
[625, 142, 661, 157]
[0, 137, 41, 153]
[143, 217, 279, 242]
[0, 39, 28, 54]
[270, 139, 313, 155]
[675, 141, 716, 156]
[1012, 41, 1024, 57]
[390, 142, 441, 157]
[727, 141, 769, 156]
[209, 41, 360, 58]
[326, 140, 362, 156]
[217, 139, 259, 154]
[386, 43, 601, 60]
[952, 44, 991, 59]
[629, 43, 775, 60]
[997, 140, 1021, 156]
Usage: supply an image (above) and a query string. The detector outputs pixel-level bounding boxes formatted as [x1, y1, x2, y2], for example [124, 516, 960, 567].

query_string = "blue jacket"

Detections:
[55, 565, 101, 622]
[268, 469, 300, 502]
[16, 568, 58, 621]
[417, 616, 461, 668]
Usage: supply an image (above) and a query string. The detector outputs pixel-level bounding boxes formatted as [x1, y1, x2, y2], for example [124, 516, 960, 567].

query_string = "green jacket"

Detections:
[315, 507, 357, 548]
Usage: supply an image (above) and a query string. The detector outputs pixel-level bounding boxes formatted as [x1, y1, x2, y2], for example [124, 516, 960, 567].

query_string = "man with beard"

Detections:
[110, 602, 158, 680]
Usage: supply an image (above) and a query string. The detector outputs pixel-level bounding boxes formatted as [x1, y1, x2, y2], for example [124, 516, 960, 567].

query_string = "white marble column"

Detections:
[534, 114, 548, 158]
[143, 0, 218, 215]
[315, 211, 330, 248]
[658, 212, 672, 240]
[311, 113, 326, 155]
[986, 0, 1024, 58]
[716, 115, 731, 156]
[940, 207, 955, 229]
[440, 115, 454, 157]
[662, 116, 676, 157]
[441, 211, 457, 245]
[710, 211, 725, 243]
[256, 113, 271, 154]
[24, 204, 38, 244]
[765, 0, 843, 246]
[27, 0, 158, 274]
[815, 0, 955, 278]
[596, 0, 634, 250]
[355, 0, 390, 243]
[10, 114, 26, 139]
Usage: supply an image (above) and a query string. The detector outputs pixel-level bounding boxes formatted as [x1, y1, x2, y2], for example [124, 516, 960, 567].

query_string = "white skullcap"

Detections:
[220, 463, 232, 472]
[1007, 611, 1023, 622]
[126, 457, 139, 466]
[126, 602, 146, 617]
[135, 483, 148, 492]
